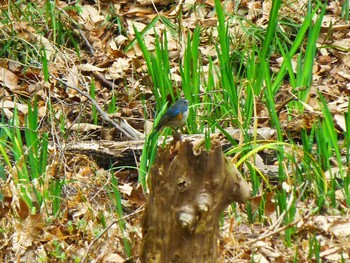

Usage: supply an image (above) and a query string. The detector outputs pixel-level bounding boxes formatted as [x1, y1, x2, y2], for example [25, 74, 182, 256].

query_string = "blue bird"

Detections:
[154, 98, 189, 133]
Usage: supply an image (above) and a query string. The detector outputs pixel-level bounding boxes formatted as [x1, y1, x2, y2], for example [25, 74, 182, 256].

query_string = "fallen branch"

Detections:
[50, 74, 141, 140]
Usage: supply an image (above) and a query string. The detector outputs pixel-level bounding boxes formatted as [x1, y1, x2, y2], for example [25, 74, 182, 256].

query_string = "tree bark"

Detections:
[141, 138, 250, 263]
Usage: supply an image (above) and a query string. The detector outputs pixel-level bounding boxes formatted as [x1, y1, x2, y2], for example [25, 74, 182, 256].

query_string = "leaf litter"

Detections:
[0, 0, 350, 262]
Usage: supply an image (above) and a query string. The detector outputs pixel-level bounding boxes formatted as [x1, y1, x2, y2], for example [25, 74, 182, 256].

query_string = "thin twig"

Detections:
[246, 182, 310, 246]
[245, 216, 305, 246]
[92, 72, 115, 90]
[77, 27, 95, 55]
[50, 74, 140, 140]
[57, 6, 95, 55]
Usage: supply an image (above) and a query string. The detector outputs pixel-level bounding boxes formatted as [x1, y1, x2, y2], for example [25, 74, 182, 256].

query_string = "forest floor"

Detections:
[1, 0, 350, 262]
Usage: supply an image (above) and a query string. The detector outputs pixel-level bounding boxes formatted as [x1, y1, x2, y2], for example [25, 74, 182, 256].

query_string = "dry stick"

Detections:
[93, 72, 115, 90]
[170, 0, 184, 16]
[50, 74, 139, 140]
[245, 216, 306, 246]
[57, 6, 95, 55]
[81, 205, 145, 263]
[246, 182, 310, 246]
[275, 95, 296, 117]
[77, 27, 95, 55]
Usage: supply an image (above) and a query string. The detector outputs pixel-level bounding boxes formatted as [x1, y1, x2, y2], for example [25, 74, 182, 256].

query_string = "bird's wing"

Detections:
[167, 108, 181, 119]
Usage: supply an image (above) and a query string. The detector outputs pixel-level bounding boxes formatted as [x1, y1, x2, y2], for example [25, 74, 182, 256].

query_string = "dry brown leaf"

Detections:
[80, 5, 104, 24]
[322, 248, 349, 262]
[333, 51, 350, 68]
[12, 214, 44, 256]
[104, 253, 125, 263]
[249, 192, 276, 217]
[118, 183, 133, 196]
[127, 20, 148, 34]
[71, 123, 102, 132]
[125, 6, 155, 16]
[136, 0, 170, 4]
[337, 70, 350, 80]
[78, 64, 106, 72]
[1, 100, 28, 118]
[252, 253, 269, 263]
[0, 68, 18, 90]
[330, 220, 350, 237]
[35, 34, 56, 59]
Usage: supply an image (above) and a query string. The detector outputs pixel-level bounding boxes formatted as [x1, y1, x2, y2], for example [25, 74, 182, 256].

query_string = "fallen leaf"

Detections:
[0, 68, 18, 90]
[119, 183, 133, 196]
[104, 253, 125, 263]
[78, 64, 105, 72]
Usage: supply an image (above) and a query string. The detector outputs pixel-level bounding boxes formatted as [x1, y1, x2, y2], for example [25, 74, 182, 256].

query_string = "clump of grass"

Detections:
[0, 99, 60, 214]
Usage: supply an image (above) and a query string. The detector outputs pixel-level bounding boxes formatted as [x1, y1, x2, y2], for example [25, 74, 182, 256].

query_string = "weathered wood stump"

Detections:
[141, 138, 250, 263]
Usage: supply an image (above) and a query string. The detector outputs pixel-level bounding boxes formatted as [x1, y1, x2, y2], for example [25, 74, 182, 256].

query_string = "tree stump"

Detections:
[141, 138, 250, 263]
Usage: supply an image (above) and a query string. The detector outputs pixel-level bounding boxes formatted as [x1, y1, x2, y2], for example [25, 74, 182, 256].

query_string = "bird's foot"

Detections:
[172, 131, 182, 142]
